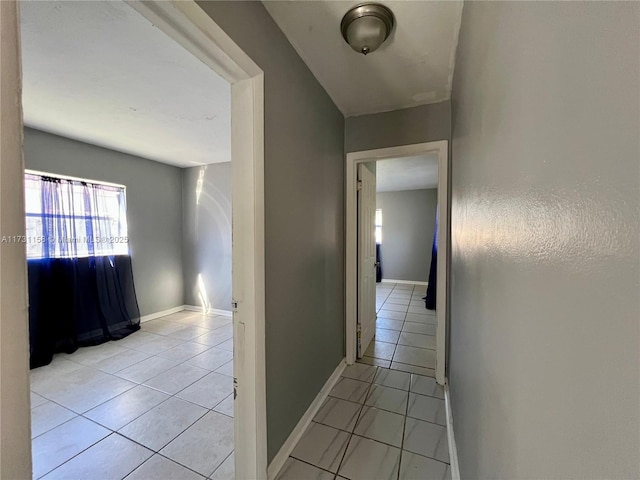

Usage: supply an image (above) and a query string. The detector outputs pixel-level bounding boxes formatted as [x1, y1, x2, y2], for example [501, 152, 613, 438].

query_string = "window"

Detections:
[25, 171, 129, 259]
[375, 208, 382, 244]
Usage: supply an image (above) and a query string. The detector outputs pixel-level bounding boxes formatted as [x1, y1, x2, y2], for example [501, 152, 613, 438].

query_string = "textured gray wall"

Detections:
[450, 2, 639, 478]
[196, 1, 345, 462]
[23, 128, 184, 316]
[376, 189, 437, 282]
[346, 102, 451, 153]
[182, 162, 232, 311]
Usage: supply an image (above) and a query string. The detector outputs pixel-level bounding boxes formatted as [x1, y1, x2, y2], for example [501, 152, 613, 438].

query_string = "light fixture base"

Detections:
[340, 3, 395, 55]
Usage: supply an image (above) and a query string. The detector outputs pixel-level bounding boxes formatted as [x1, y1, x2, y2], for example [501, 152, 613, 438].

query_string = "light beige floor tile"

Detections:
[373, 369, 411, 391]
[338, 435, 400, 480]
[31, 401, 77, 438]
[342, 363, 377, 383]
[403, 418, 449, 463]
[116, 356, 179, 384]
[354, 407, 405, 447]
[393, 346, 436, 369]
[127, 454, 205, 480]
[32, 416, 109, 479]
[410, 375, 444, 399]
[377, 310, 406, 321]
[84, 385, 169, 431]
[375, 328, 400, 344]
[365, 384, 408, 415]
[42, 433, 152, 480]
[329, 377, 370, 403]
[290, 422, 350, 473]
[215, 359, 234, 377]
[186, 346, 233, 371]
[399, 451, 450, 480]
[143, 363, 209, 395]
[398, 332, 436, 350]
[358, 356, 391, 368]
[402, 322, 436, 336]
[407, 393, 446, 426]
[210, 452, 235, 480]
[276, 457, 334, 480]
[176, 372, 233, 409]
[314, 396, 362, 432]
[157, 341, 211, 362]
[391, 362, 436, 378]
[377, 319, 403, 331]
[364, 340, 396, 361]
[118, 397, 207, 451]
[213, 393, 234, 417]
[161, 411, 234, 477]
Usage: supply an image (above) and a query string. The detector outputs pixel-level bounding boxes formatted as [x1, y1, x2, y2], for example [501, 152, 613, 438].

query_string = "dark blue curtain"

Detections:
[26, 173, 139, 369]
[28, 255, 140, 369]
[425, 211, 438, 310]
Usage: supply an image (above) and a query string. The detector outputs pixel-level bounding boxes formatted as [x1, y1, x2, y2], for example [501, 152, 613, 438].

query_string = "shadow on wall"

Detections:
[183, 163, 232, 312]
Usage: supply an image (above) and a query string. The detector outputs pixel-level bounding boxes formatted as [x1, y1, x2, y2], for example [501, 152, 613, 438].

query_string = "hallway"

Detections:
[277, 363, 450, 480]
[362, 283, 437, 377]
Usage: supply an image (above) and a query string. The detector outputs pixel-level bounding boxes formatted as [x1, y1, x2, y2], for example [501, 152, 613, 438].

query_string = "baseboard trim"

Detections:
[139, 305, 185, 323]
[444, 383, 461, 480]
[267, 358, 347, 479]
[183, 305, 233, 317]
[381, 279, 428, 286]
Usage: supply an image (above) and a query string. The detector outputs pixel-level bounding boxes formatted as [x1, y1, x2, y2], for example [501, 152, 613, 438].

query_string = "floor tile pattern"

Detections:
[30, 310, 235, 480]
[361, 283, 438, 377]
[278, 363, 451, 480]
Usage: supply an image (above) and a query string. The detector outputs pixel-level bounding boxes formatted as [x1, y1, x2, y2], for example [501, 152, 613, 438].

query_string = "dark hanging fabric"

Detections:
[375, 243, 382, 283]
[28, 255, 140, 369]
[425, 211, 438, 310]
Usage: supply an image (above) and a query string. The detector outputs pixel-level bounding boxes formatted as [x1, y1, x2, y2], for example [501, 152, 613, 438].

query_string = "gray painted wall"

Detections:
[376, 189, 437, 282]
[450, 2, 639, 478]
[23, 128, 184, 316]
[345, 102, 451, 153]
[196, 1, 345, 462]
[182, 162, 232, 311]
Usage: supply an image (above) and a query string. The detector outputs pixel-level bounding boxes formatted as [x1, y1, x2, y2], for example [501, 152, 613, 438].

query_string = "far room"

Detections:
[22, 2, 236, 478]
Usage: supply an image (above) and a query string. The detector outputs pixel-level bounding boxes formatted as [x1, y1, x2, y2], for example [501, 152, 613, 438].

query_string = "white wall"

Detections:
[450, 2, 640, 478]
[376, 188, 437, 282]
[182, 162, 232, 311]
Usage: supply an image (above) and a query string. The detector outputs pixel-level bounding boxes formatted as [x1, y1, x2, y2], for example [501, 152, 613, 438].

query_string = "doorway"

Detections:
[345, 141, 449, 385]
[1, 1, 267, 478]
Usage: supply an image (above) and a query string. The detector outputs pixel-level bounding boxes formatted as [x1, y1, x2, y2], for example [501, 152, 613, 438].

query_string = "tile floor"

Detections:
[29, 310, 235, 480]
[277, 363, 450, 480]
[362, 283, 437, 377]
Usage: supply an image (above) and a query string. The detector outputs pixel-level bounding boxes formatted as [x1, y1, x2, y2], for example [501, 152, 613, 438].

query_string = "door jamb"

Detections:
[125, 3, 267, 477]
[345, 141, 449, 385]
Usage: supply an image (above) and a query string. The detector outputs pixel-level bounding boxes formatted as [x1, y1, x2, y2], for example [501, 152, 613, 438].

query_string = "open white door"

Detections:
[357, 163, 377, 358]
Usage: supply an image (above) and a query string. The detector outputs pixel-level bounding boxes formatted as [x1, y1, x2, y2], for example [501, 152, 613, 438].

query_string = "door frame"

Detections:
[345, 141, 449, 385]
[2, 1, 267, 478]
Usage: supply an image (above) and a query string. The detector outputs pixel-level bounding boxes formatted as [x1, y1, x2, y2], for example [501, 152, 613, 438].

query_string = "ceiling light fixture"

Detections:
[341, 3, 395, 56]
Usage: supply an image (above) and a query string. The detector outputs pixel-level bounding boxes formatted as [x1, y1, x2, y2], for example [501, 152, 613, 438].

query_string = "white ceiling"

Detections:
[376, 153, 438, 192]
[20, 1, 230, 167]
[263, 0, 463, 117]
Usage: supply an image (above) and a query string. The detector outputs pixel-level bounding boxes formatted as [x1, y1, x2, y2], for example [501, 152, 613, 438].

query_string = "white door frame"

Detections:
[345, 141, 449, 385]
[2, 1, 268, 478]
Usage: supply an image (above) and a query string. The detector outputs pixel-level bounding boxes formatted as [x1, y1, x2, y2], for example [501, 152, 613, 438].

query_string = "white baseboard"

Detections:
[183, 305, 233, 318]
[267, 358, 347, 479]
[381, 279, 428, 286]
[139, 305, 186, 323]
[444, 383, 461, 480]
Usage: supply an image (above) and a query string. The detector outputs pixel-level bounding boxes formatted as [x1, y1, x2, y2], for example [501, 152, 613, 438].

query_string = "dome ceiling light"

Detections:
[340, 3, 395, 56]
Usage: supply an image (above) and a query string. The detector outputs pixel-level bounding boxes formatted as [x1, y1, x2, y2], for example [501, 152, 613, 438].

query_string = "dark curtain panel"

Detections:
[375, 243, 382, 282]
[425, 211, 438, 310]
[28, 255, 140, 369]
